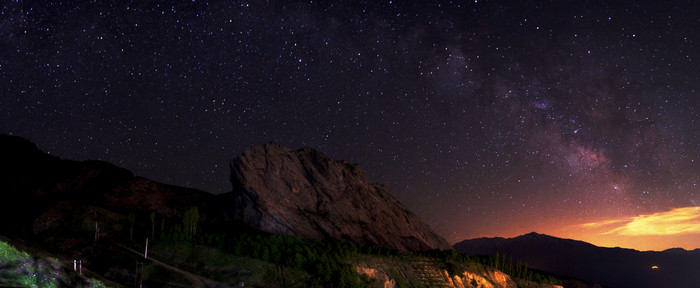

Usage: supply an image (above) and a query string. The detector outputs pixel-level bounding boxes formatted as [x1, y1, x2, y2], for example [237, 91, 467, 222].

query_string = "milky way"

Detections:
[2, 0, 698, 250]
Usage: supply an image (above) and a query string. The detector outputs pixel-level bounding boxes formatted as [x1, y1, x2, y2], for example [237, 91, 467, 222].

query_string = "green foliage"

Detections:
[0, 240, 30, 262]
[85, 279, 110, 288]
[384, 267, 415, 288]
[0, 240, 110, 288]
[219, 232, 366, 287]
[145, 220, 563, 287]
[264, 264, 310, 288]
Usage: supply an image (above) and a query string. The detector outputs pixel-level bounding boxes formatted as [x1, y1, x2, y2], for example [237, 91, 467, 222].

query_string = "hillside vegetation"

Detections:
[4, 228, 563, 288]
[0, 238, 110, 288]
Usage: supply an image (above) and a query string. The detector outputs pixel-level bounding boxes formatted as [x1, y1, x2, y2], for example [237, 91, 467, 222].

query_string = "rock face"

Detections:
[449, 269, 519, 288]
[354, 260, 554, 288]
[228, 143, 451, 251]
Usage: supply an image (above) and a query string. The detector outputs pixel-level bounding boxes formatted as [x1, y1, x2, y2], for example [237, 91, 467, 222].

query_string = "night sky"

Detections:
[2, 0, 698, 251]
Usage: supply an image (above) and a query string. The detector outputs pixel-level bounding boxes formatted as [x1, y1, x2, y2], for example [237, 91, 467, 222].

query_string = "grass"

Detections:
[0, 239, 111, 288]
[0, 240, 31, 262]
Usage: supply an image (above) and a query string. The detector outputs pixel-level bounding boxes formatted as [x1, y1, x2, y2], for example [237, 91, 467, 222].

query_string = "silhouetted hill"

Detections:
[0, 135, 222, 237]
[454, 232, 700, 288]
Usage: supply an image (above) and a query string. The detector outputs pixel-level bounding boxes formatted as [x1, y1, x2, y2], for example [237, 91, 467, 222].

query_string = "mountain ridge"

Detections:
[462, 231, 699, 252]
[454, 232, 700, 288]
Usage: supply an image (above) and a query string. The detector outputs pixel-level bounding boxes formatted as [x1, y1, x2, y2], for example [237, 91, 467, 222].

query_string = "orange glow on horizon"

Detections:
[449, 206, 700, 252]
[549, 206, 700, 251]
[580, 207, 700, 236]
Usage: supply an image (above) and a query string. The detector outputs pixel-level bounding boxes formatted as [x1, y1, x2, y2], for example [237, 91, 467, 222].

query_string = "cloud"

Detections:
[582, 207, 700, 236]
[580, 218, 627, 229]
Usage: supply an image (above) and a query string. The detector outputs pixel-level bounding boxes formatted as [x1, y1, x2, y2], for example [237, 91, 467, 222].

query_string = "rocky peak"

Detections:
[228, 143, 451, 251]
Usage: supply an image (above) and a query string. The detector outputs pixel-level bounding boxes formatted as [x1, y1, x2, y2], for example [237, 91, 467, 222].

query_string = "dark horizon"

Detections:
[455, 231, 700, 252]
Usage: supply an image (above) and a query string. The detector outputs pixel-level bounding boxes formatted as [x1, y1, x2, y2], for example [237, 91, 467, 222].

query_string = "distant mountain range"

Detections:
[454, 232, 700, 288]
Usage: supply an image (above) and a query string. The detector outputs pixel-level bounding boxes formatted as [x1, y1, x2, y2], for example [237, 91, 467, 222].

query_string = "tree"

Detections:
[264, 264, 308, 288]
[150, 212, 156, 239]
[508, 255, 513, 275]
[495, 251, 500, 270]
[524, 262, 529, 281]
[128, 212, 136, 240]
[160, 217, 166, 239]
[182, 206, 199, 241]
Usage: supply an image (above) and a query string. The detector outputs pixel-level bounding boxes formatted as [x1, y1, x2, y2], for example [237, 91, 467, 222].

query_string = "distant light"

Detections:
[651, 266, 659, 269]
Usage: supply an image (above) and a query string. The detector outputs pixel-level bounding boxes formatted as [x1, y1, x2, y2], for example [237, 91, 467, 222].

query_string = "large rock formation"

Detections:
[227, 143, 451, 251]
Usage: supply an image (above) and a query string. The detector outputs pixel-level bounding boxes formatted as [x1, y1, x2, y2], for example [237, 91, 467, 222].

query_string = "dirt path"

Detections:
[116, 244, 233, 288]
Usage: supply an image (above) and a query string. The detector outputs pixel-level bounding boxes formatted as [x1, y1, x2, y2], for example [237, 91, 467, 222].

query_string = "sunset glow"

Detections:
[582, 207, 700, 236]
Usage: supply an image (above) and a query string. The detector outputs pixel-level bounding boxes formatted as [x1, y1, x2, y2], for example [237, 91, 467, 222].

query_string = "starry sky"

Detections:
[2, 0, 698, 251]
